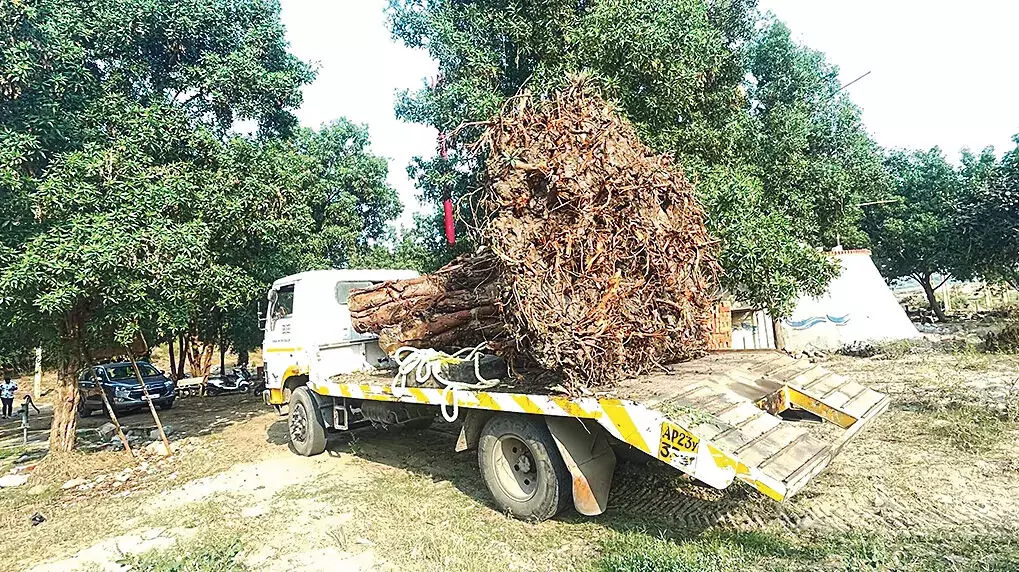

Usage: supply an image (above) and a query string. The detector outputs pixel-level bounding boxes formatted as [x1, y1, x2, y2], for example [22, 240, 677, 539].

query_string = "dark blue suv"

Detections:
[78, 361, 176, 417]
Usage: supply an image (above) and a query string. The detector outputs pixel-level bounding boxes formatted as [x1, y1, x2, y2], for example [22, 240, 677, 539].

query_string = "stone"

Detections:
[97, 422, 118, 439]
[145, 441, 171, 456]
[61, 478, 86, 490]
[0, 474, 29, 487]
[27, 484, 49, 495]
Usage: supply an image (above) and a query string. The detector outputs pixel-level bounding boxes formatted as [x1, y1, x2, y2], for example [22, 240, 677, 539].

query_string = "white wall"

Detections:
[782, 251, 919, 351]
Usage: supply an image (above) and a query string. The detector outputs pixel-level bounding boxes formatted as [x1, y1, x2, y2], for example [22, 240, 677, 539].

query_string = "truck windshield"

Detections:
[273, 286, 295, 320]
[335, 281, 372, 306]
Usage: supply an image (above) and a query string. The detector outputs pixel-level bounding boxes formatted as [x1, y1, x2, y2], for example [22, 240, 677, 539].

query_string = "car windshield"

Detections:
[104, 363, 159, 381]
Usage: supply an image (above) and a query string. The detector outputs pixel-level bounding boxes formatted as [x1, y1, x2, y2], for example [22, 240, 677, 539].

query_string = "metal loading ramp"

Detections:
[619, 351, 889, 500]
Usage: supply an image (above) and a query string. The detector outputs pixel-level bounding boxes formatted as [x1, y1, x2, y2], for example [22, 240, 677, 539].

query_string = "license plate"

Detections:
[145, 393, 160, 400]
[658, 421, 700, 467]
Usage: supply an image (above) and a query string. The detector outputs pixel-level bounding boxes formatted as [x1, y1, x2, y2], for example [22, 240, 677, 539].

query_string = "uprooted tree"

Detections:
[350, 80, 721, 390]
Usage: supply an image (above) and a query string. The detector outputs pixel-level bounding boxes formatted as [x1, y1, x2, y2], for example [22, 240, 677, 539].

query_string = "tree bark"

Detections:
[167, 337, 177, 379]
[219, 343, 226, 376]
[916, 274, 948, 322]
[176, 334, 187, 377]
[347, 253, 507, 353]
[48, 352, 81, 453]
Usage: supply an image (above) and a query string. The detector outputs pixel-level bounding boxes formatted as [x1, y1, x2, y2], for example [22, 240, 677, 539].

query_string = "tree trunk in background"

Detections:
[49, 352, 81, 452]
[237, 349, 249, 367]
[176, 334, 187, 377]
[219, 343, 226, 376]
[918, 275, 947, 322]
[186, 338, 215, 379]
[167, 337, 177, 379]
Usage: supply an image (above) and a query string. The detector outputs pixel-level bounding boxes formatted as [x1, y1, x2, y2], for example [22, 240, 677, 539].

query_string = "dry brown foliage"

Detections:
[351, 79, 720, 390]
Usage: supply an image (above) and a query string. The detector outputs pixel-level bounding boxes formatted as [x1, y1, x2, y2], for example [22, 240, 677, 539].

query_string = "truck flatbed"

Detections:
[310, 350, 887, 505]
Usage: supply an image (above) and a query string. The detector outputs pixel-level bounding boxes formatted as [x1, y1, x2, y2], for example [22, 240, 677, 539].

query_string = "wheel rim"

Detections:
[290, 402, 308, 444]
[493, 435, 538, 502]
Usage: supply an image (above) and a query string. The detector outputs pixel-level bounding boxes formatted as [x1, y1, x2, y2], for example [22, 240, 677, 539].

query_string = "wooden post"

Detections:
[126, 352, 172, 456]
[90, 366, 133, 456]
[33, 347, 42, 399]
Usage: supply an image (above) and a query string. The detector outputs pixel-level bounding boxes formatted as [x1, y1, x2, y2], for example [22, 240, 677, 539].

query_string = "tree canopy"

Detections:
[863, 149, 965, 321]
[958, 139, 1019, 290]
[0, 0, 405, 452]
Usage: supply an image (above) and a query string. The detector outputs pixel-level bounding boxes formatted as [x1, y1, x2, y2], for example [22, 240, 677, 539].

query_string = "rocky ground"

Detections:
[0, 342, 1018, 571]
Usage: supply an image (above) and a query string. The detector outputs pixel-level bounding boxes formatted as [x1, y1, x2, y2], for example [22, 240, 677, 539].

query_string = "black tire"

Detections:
[78, 405, 93, 418]
[158, 400, 174, 411]
[478, 414, 571, 521]
[288, 387, 327, 456]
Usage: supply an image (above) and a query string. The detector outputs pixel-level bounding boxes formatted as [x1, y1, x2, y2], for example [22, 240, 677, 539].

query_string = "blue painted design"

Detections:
[785, 314, 851, 330]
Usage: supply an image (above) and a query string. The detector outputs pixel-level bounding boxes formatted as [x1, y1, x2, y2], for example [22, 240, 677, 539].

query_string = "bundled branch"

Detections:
[350, 78, 721, 390]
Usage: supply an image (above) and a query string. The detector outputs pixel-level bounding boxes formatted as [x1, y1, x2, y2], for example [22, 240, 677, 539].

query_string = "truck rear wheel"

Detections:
[289, 387, 326, 456]
[478, 414, 571, 521]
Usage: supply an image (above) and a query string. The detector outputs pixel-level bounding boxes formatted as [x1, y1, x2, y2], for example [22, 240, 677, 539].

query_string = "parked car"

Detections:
[78, 361, 176, 417]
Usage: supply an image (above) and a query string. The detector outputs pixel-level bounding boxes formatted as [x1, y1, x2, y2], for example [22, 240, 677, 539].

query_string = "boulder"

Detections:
[0, 474, 29, 488]
[61, 478, 86, 490]
[97, 422, 118, 439]
[144, 441, 171, 456]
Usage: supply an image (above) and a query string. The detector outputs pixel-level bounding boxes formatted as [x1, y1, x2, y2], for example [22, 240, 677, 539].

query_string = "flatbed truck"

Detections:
[262, 270, 888, 521]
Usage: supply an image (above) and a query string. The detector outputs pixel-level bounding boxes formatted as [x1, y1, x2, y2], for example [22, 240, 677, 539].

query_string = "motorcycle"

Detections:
[206, 366, 252, 395]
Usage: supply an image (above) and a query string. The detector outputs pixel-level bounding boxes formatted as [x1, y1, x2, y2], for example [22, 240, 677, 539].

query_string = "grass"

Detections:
[0, 445, 28, 461]
[925, 403, 1015, 453]
[597, 528, 1019, 572]
[121, 536, 244, 572]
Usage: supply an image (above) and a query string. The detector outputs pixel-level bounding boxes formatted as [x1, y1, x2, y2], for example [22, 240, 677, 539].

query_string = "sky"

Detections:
[280, 0, 1019, 222]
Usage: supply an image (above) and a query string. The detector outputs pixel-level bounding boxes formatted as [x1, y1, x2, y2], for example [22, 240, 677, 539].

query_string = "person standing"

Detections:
[0, 376, 17, 419]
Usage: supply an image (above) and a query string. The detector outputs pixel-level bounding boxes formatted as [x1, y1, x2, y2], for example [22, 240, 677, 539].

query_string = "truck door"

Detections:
[264, 284, 297, 388]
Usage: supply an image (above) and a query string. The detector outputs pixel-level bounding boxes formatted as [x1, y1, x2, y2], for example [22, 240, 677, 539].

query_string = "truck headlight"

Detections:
[114, 387, 130, 401]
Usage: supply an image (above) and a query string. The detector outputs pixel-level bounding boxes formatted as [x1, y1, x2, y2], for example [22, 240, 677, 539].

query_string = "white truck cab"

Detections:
[262, 268, 418, 408]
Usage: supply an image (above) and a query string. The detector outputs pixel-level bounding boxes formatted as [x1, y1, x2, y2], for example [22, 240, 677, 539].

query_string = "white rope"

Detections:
[391, 343, 501, 422]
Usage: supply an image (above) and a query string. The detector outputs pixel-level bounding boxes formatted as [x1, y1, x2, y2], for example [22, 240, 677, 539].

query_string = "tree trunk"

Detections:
[176, 334, 188, 377]
[347, 253, 507, 354]
[237, 349, 249, 368]
[219, 343, 226, 376]
[917, 275, 948, 322]
[167, 337, 177, 379]
[48, 353, 81, 452]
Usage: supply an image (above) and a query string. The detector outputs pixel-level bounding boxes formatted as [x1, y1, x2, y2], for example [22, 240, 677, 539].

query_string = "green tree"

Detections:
[864, 149, 964, 321]
[959, 139, 1019, 289]
[387, 0, 884, 314]
[747, 19, 887, 249]
[297, 120, 402, 268]
[0, 0, 313, 451]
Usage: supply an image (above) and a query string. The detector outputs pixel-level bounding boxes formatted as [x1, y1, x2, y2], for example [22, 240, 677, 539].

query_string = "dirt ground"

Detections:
[1, 343, 1018, 571]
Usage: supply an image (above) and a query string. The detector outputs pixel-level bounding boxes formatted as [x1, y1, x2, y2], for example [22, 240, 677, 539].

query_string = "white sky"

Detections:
[280, 0, 437, 225]
[280, 0, 1019, 222]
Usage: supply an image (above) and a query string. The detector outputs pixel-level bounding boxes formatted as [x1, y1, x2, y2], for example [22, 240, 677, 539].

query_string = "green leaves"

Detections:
[864, 148, 964, 287]
[296, 120, 402, 268]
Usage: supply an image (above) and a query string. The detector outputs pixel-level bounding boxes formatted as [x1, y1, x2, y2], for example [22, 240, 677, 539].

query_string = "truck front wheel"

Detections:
[478, 414, 571, 521]
[289, 387, 327, 456]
